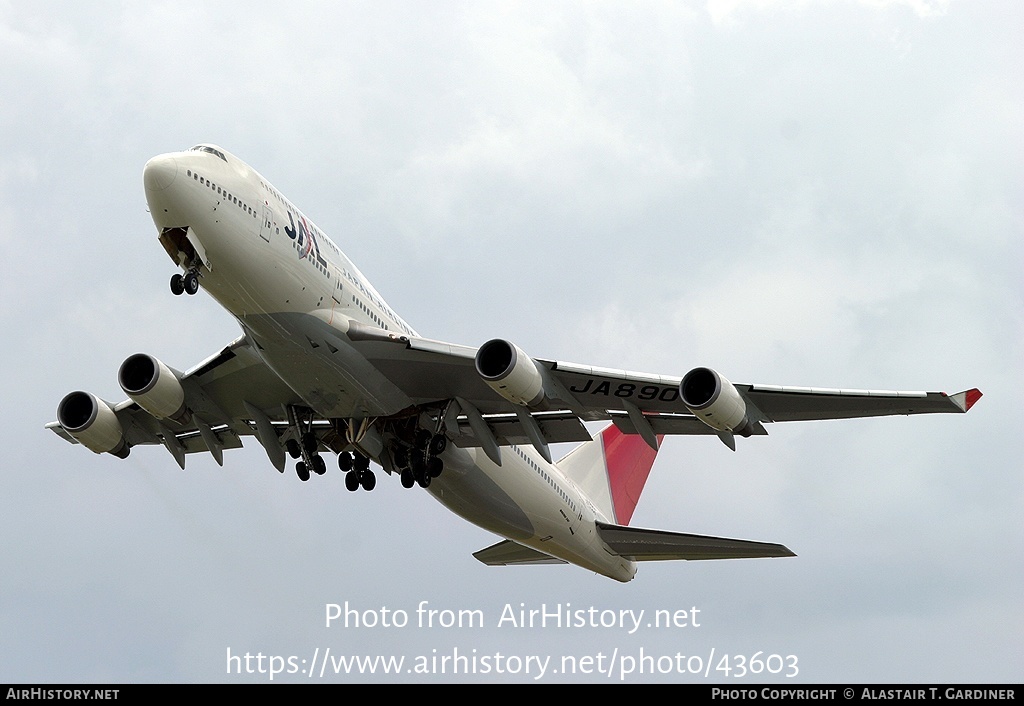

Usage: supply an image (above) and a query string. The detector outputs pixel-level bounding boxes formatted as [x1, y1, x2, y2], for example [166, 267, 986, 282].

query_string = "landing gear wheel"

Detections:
[417, 473, 431, 489]
[338, 451, 353, 472]
[286, 439, 301, 459]
[401, 467, 415, 489]
[429, 434, 447, 456]
[392, 447, 408, 468]
[170, 273, 185, 296]
[345, 471, 360, 492]
[354, 453, 370, 473]
[359, 469, 376, 491]
[296, 461, 310, 482]
[427, 456, 443, 478]
[312, 455, 326, 475]
[183, 271, 199, 295]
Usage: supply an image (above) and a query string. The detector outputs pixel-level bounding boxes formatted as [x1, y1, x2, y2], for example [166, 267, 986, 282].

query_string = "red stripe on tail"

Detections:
[601, 425, 663, 525]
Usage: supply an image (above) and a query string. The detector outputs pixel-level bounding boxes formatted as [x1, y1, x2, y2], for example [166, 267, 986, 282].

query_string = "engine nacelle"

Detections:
[680, 367, 755, 436]
[57, 391, 129, 458]
[475, 339, 546, 407]
[118, 353, 188, 422]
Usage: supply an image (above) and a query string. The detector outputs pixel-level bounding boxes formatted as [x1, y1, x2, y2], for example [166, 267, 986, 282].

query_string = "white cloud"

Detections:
[707, 0, 953, 26]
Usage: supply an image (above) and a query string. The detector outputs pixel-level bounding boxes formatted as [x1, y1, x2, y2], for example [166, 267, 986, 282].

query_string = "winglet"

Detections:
[947, 388, 983, 413]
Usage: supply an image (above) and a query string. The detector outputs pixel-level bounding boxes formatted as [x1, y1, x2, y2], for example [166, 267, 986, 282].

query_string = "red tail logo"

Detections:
[601, 425, 662, 525]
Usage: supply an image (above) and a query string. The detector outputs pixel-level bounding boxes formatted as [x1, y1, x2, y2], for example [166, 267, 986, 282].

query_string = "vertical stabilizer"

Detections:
[558, 425, 663, 525]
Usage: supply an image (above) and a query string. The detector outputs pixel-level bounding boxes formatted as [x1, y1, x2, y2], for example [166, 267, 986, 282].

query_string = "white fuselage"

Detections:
[144, 146, 637, 582]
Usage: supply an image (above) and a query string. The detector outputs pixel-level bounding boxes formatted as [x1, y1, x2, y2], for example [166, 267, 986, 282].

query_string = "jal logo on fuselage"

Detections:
[284, 210, 328, 268]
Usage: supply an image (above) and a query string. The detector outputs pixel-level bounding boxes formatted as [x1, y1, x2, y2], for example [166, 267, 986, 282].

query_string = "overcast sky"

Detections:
[2, 0, 1020, 683]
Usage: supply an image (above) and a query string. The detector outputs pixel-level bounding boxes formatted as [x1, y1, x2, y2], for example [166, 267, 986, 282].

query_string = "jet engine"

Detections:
[56, 391, 129, 458]
[475, 339, 546, 407]
[118, 353, 188, 422]
[680, 367, 757, 436]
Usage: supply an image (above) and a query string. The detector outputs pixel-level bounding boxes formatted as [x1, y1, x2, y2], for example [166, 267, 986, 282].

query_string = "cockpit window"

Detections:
[189, 145, 228, 162]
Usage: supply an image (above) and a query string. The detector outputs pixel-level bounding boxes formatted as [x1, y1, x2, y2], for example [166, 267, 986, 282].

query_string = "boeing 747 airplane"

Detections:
[48, 144, 981, 582]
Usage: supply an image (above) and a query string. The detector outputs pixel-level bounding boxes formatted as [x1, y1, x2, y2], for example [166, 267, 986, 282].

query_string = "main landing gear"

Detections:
[285, 407, 328, 483]
[282, 410, 445, 494]
[170, 269, 200, 296]
[285, 409, 380, 492]
[338, 451, 375, 492]
[394, 430, 446, 489]
[286, 431, 327, 482]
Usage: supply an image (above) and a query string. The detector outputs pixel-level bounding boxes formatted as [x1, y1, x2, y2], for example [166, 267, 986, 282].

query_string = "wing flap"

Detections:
[177, 426, 244, 455]
[450, 411, 592, 448]
[596, 521, 795, 561]
[609, 411, 768, 437]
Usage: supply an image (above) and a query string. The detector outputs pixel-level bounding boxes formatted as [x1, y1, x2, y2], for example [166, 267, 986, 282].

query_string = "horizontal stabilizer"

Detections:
[596, 521, 795, 561]
[473, 540, 567, 566]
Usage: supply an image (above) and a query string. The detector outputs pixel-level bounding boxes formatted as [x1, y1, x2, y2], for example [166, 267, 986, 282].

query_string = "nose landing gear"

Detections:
[170, 269, 200, 296]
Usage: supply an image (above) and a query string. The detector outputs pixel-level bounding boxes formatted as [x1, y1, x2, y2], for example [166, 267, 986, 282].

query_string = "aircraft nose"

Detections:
[143, 154, 178, 191]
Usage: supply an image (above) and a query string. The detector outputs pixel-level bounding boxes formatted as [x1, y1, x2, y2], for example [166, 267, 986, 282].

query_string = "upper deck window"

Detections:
[189, 145, 228, 162]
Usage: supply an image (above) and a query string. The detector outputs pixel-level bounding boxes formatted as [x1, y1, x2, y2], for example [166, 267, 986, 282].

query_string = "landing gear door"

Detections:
[186, 227, 211, 271]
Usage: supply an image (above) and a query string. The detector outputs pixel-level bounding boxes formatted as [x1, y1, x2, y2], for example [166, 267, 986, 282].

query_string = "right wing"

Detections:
[48, 336, 304, 468]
